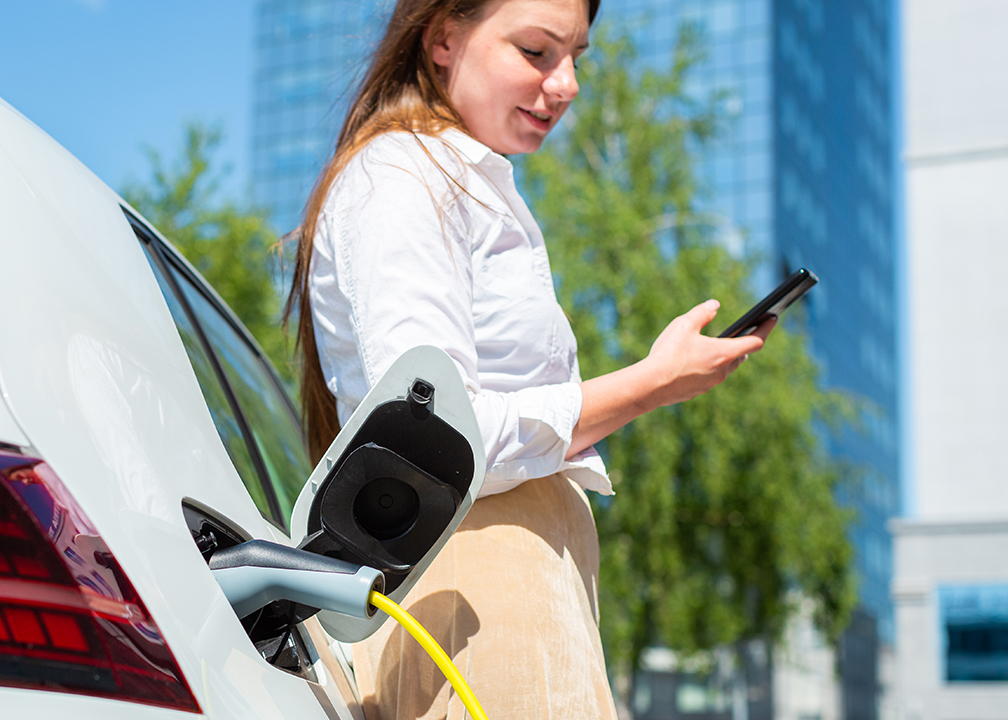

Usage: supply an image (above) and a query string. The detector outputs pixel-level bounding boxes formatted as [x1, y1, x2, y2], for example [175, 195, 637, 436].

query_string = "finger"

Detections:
[686, 299, 720, 330]
[723, 332, 766, 357]
[751, 315, 777, 341]
[726, 353, 749, 375]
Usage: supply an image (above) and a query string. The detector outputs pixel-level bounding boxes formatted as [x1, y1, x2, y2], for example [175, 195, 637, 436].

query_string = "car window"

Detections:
[138, 242, 273, 516]
[166, 266, 312, 522]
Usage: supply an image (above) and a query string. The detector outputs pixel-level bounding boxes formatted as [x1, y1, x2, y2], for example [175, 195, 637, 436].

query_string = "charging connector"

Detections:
[208, 541, 489, 718]
[209, 540, 384, 620]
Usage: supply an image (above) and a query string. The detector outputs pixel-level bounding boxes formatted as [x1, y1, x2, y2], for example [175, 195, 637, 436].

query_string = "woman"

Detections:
[286, 0, 774, 716]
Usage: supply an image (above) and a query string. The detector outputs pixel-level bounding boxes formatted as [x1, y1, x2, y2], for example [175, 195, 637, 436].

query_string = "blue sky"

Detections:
[1, 0, 255, 199]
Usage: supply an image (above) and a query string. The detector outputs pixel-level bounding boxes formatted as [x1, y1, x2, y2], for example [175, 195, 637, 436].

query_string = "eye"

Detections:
[520, 46, 544, 58]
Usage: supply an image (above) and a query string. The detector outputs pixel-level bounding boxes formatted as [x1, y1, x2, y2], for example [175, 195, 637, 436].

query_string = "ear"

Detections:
[425, 17, 462, 70]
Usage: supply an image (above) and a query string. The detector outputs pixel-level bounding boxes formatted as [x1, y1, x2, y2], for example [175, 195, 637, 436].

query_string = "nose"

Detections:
[542, 55, 579, 103]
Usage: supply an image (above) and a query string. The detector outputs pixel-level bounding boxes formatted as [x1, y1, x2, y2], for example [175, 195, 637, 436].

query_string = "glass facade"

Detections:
[601, 1, 776, 287]
[777, 0, 897, 651]
[251, 0, 393, 234]
[599, 0, 898, 647]
[941, 585, 1008, 683]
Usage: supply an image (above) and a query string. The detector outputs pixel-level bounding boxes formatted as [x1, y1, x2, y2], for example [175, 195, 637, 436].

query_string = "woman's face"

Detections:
[430, 0, 590, 155]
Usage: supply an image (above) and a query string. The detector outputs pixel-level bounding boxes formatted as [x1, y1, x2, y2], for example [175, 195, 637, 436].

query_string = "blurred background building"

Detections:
[595, 1, 898, 719]
[251, 0, 392, 234]
[891, 1, 1008, 718]
[249, 1, 900, 718]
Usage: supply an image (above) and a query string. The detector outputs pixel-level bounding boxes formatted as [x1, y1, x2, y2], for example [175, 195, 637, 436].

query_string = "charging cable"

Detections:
[368, 590, 488, 720]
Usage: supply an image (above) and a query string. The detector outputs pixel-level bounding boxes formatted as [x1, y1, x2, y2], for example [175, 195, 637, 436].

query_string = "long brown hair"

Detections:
[285, 0, 601, 463]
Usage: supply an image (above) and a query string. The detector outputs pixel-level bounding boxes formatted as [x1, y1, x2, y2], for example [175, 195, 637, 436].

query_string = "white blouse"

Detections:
[309, 128, 612, 497]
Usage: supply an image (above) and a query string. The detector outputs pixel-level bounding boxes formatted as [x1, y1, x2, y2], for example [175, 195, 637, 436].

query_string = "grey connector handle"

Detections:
[209, 539, 384, 620]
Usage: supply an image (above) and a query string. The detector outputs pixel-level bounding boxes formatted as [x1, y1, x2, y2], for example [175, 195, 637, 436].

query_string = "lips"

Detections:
[519, 107, 552, 130]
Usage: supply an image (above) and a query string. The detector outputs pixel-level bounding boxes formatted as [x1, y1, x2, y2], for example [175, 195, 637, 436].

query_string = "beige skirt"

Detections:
[352, 474, 618, 720]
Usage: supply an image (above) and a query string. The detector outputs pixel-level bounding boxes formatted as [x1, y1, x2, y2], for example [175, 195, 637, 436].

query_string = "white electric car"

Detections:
[0, 98, 483, 718]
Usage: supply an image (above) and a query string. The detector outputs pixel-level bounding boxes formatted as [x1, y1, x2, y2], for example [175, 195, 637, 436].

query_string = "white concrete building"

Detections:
[893, 1, 1008, 718]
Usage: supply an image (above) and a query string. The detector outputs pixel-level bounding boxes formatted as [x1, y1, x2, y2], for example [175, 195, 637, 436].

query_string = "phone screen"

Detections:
[718, 268, 819, 338]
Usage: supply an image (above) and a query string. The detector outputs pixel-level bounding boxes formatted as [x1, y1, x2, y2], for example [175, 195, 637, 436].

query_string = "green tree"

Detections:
[521, 28, 856, 679]
[122, 125, 294, 382]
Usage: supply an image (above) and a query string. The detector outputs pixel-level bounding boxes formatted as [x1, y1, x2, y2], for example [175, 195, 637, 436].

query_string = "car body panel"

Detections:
[0, 98, 359, 717]
[0, 390, 29, 447]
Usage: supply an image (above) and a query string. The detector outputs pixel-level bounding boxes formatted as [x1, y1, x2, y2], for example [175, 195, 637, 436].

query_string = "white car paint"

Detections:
[0, 98, 362, 718]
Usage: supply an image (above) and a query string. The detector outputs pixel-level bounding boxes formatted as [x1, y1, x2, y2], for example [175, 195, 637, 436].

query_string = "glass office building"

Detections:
[251, 0, 392, 235]
[601, 0, 898, 718]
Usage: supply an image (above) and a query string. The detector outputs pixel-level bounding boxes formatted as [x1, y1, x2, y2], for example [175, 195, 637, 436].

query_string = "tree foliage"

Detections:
[122, 125, 294, 382]
[521, 28, 856, 676]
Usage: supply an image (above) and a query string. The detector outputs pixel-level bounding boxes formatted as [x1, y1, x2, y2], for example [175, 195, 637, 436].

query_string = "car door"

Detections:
[125, 210, 365, 720]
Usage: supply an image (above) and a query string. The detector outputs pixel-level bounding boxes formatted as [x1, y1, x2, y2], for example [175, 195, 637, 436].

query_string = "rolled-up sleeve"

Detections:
[472, 380, 583, 494]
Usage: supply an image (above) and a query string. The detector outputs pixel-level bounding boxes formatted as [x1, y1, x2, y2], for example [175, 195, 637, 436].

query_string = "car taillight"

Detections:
[0, 450, 200, 712]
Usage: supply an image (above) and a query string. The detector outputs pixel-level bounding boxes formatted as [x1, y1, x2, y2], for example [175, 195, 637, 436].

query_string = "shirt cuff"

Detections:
[517, 381, 582, 446]
[478, 382, 612, 497]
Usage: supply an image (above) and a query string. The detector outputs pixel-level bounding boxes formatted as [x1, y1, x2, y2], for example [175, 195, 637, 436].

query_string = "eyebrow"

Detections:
[531, 25, 590, 50]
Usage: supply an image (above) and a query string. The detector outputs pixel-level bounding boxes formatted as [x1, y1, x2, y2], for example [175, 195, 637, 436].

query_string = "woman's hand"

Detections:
[566, 299, 775, 458]
[639, 299, 774, 410]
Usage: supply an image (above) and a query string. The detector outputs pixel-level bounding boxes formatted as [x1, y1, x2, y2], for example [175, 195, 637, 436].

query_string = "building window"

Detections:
[940, 585, 1008, 683]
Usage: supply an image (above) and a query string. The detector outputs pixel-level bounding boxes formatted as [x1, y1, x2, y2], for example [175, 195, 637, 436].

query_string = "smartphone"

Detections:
[718, 268, 819, 338]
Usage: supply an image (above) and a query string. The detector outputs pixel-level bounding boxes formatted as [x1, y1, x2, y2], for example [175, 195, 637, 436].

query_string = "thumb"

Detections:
[686, 299, 720, 330]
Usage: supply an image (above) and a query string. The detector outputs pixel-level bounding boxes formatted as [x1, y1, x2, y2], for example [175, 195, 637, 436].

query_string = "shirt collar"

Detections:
[440, 128, 509, 169]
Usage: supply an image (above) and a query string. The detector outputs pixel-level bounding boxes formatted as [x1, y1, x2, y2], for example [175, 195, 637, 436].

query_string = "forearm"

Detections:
[565, 303, 774, 460]
[566, 359, 660, 458]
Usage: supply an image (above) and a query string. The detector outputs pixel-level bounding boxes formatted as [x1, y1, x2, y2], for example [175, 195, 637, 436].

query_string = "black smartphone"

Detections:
[718, 268, 819, 338]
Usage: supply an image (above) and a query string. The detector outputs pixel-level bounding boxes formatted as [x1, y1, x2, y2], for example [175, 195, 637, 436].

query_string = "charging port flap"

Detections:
[290, 346, 486, 643]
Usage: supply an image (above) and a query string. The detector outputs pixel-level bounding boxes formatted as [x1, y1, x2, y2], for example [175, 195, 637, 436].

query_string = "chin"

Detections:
[503, 135, 547, 156]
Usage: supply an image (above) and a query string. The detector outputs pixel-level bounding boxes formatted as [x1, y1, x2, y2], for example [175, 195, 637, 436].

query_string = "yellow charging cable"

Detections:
[368, 590, 488, 720]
